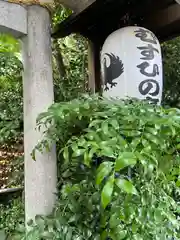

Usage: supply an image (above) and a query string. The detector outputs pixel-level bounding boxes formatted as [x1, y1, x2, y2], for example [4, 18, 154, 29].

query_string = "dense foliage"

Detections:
[0, 84, 23, 146]
[53, 35, 88, 102]
[0, 35, 23, 146]
[0, 41, 23, 188]
[0, 198, 24, 236]
[11, 97, 179, 240]
[162, 37, 180, 107]
[0, 5, 88, 186]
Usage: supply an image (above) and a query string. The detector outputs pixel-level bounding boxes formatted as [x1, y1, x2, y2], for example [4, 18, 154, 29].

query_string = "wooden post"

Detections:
[87, 40, 101, 93]
[88, 40, 95, 93]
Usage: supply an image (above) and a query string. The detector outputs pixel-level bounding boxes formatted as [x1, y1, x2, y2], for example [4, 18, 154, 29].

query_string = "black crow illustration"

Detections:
[103, 53, 124, 91]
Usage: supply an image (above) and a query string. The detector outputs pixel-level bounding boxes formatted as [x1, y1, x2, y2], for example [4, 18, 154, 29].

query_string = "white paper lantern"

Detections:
[101, 26, 163, 104]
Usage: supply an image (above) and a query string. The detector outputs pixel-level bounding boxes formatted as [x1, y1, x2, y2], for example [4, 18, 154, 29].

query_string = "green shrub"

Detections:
[0, 198, 24, 236]
[7, 156, 24, 188]
[0, 85, 23, 146]
[14, 96, 180, 239]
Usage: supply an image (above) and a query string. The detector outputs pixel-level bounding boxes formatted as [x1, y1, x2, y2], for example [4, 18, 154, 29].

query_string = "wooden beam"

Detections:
[87, 40, 102, 93]
[146, 3, 180, 29]
[144, 3, 180, 41]
[58, 0, 95, 13]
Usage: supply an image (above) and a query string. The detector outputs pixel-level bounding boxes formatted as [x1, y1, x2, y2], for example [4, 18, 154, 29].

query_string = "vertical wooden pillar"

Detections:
[87, 40, 102, 93]
[88, 40, 96, 93]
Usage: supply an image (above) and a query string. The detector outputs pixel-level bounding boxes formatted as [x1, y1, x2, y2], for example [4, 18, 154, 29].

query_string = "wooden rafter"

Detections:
[58, 0, 95, 13]
[143, 3, 180, 41]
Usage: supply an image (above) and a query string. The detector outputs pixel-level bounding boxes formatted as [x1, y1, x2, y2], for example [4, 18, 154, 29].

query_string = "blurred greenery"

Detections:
[162, 37, 180, 107]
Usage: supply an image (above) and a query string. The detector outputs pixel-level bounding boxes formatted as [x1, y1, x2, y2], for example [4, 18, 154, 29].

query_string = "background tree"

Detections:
[0, 4, 88, 189]
[162, 37, 180, 107]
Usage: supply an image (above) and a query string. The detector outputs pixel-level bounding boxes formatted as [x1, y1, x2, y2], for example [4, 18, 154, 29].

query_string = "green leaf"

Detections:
[101, 175, 114, 209]
[72, 148, 85, 157]
[40, 231, 54, 238]
[115, 179, 138, 195]
[110, 119, 119, 130]
[89, 119, 102, 128]
[109, 213, 120, 228]
[66, 229, 73, 240]
[176, 179, 180, 187]
[31, 149, 36, 161]
[144, 133, 161, 145]
[165, 212, 178, 226]
[71, 142, 78, 152]
[102, 121, 109, 135]
[131, 138, 141, 148]
[101, 147, 115, 158]
[115, 152, 137, 171]
[84, 151, 90, 166]
[101, 230, 108, 240]
[96, 162, 113, 185]
[77, 137, 86, 146]
[15, 223, 26, 233]
[26, 229, 40, 239]
[35, 215, 45, 229]
[133, 233, 143, 240]
[154, 209, 164, 223]
[146, 127, 158, 135]
[116, 230, 127, 239]
[176, 143, 180, 149]
[63, 146, 69, 162]
[132, 223, 139, 233]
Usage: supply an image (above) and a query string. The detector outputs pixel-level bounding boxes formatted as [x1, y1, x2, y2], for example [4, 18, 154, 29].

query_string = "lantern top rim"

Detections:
[52, 0, 178, 43]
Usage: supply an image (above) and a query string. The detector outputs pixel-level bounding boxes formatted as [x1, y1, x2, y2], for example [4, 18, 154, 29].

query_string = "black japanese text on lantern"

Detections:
[135, 28, 160, 104]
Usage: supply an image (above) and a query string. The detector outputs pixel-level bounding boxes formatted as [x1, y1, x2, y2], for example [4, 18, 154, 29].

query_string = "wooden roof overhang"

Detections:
[52, 0, 180, 43]
[52, 0, 180, 92]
